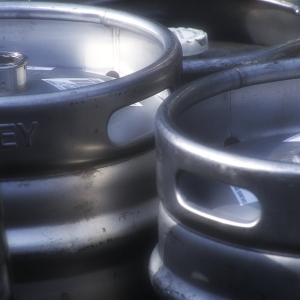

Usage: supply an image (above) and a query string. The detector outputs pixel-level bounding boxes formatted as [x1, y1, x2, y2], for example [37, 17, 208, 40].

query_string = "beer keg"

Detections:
[17, 0, 300, 84]
[150, 59, 300, 299]
[0, 2, 182, 299]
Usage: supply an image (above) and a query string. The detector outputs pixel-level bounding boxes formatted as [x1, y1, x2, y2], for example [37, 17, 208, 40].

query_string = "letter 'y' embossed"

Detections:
[17, 122, 38, 147]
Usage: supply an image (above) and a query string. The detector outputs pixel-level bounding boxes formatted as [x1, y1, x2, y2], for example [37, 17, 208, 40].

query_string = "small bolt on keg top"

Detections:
[0, 52, 28, 93]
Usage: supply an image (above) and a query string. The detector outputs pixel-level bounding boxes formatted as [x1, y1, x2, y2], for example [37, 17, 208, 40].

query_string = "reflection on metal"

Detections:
[175, 182, 260, 228]
[0, 2, 182, 300]
[257, 0, 300, 15]
[0, 52, 28, 93]
[150, 204, 300, 300]
[183, 35, 300, 82]
[150, 58, 300, 299]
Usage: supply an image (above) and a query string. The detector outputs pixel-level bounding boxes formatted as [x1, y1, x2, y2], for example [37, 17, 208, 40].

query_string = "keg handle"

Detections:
[162, 133, 300, 231]
[173, 170, 262, 228]
[165, 142, 264, 228]
[157, 59, 300, 230]
[105, 87, 173, 147]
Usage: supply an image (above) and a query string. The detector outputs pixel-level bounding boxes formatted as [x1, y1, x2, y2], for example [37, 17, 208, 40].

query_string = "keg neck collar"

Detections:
[0, 52, 28, 94]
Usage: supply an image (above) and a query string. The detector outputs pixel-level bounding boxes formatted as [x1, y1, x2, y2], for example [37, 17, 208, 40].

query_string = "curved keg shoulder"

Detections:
[155, 58, 300, 254]
[0, 2, 182, 178]
[4, 151, 158, 257]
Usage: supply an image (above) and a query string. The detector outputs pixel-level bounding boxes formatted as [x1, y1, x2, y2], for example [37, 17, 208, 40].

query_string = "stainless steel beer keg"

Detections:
[0, 2, 182, 299]
[18, 0, 300, 84]
[167, 0, 300, 82]
[150, 59, 300, 299]
[178, 0, 300, 82]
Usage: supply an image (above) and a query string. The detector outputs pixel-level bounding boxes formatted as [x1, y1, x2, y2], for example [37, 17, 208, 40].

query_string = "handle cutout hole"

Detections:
[108, 89, 170, 146]
[176, 172, 261, 227]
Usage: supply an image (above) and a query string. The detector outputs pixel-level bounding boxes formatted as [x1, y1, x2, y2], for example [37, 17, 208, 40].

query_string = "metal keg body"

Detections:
[0, 2, 182, 299]
[0, 10, 181, 176]
[150, 59, 300, 299]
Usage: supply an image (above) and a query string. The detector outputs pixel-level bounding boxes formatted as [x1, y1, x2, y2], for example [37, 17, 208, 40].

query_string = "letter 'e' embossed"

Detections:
[0, 124, 16, 148]
[0, 122, 38, 149]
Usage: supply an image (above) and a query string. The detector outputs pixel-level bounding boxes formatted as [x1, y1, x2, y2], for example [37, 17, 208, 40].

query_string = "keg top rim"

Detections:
[157, 58, 300, 176]
[0, 2, 181, 105]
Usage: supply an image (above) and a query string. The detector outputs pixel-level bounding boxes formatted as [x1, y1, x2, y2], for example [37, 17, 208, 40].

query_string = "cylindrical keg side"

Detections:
[155, 58, 300, 252]
[150, 58, 300, 299]
[0, 3, 182, 300]
[0, 1, 182, 178]
[169, 27, 208, 58]
[0, 198, 12, 300]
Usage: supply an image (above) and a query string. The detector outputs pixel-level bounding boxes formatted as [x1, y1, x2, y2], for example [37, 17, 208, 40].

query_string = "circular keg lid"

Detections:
[169, 27, 208, 57]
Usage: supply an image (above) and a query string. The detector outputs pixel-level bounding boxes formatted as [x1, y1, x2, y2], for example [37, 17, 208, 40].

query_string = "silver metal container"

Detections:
[17, 0, 300, 46]
[15, 0, 300, 84]
[0, 2, 182, 299]
[150, 59, 300, 299]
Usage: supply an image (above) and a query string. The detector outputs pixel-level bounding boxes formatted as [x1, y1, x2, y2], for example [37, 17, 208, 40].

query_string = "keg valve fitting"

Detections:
[0, 52, 28, 93]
